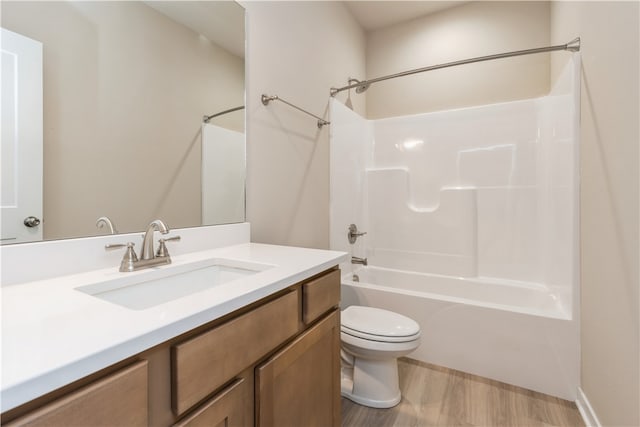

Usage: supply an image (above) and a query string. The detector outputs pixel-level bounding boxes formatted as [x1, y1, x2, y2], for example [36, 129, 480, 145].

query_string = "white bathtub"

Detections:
[340, 266, 579, 400]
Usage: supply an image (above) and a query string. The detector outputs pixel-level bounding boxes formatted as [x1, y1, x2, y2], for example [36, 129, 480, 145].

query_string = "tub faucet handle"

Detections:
[348, 224, 367, 244]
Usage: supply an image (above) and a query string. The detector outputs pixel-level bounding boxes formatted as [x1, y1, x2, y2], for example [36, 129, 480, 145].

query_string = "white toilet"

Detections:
[340, 305, 421, 408]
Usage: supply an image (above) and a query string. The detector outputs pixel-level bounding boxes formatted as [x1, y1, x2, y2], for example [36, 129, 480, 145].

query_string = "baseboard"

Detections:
[576, 387, 602, 427]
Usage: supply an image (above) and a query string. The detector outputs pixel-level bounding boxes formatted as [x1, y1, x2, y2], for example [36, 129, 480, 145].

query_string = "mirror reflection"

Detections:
[1, 0, 245, 244]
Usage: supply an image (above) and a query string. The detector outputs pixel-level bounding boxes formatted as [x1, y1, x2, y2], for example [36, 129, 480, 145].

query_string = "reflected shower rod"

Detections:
[203, 105, 245, 123]
[261, 94, 330, 129]
[330, 37, 581, 96]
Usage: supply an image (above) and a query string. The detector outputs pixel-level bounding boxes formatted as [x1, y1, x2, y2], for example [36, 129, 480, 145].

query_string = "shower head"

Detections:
[349, 78, 370, 94]
[355, 84, 370, 94]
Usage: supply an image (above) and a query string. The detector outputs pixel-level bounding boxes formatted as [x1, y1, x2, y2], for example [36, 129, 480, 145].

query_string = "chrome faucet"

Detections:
[141, 219, 170, 260]
[105, 219, 180, 272]
[351, 256, 368, 266]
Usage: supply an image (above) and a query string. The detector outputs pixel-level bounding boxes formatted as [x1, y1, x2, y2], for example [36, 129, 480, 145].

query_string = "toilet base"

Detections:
[341, 380, 401, 408]
[340, 358, 402, 409]
[339, 306, 421, 409]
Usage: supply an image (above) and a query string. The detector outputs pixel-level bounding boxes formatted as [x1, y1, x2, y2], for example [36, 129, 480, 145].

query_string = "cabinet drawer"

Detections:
[5, 361, 148, 427]
[302, 269, 340, 325]
[172, 290, 299, 415]
[173, 377, 249, 427]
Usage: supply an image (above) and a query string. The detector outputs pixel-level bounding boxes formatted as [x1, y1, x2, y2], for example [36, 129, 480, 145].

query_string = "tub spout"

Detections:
[351, 256, 368, 266]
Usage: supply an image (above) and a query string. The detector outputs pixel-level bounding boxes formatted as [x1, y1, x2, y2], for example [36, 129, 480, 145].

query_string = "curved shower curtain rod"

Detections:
[203, 105, 245, 123]
[330, 37, 581, 96]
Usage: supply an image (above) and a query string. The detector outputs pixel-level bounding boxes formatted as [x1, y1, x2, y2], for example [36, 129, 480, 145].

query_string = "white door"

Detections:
[1, 28, 43, 244]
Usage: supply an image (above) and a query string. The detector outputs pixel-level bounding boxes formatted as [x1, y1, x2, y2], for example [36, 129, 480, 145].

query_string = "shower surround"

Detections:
[330, 57, 580, 399]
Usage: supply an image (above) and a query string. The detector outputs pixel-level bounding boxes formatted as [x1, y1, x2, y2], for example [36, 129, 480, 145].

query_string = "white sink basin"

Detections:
[76, 258, 273, 310]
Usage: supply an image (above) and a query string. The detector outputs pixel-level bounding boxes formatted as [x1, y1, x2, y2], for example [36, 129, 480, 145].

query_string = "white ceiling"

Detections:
[344, 1, 469, 31]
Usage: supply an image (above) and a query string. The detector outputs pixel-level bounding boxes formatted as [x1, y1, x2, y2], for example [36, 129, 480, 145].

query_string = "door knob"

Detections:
[24, 216, 41, 227]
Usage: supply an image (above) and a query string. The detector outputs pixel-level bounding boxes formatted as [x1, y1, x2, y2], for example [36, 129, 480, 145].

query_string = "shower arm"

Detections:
[330, 38, 581, 96]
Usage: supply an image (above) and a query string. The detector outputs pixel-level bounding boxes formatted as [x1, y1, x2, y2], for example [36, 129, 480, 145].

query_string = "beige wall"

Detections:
[551, 2, 639, 426]
[245, 7, 639, 424]
[243, 1, 366, 248]
[2, 1, 244, 240]
[243, 1, 549, 247]
[365, 1, 550, 119]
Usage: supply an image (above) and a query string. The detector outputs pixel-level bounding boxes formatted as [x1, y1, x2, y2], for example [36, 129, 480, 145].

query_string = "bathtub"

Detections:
[340, 266, 579, 400]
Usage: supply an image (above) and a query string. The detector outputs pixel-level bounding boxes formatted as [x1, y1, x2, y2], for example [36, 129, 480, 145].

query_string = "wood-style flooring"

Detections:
[342, 358, 585, 427]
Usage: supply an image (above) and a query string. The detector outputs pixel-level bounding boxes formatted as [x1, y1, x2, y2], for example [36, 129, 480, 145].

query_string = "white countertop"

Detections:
[1, 243, 347, 412]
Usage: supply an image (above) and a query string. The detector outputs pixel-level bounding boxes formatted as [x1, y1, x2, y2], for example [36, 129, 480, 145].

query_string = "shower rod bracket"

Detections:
[330, 37, 581, 97]
[261, 94, 330, 129]
[261, 94, 278, 105]
[565, 37, 581, 52]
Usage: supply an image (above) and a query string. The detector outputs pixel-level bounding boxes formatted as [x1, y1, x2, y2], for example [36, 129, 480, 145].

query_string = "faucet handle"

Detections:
[156, 236, 181, 258]
[105, 242, 131, 250]
[105, 242, 139, 272]
[347, 224, 367, 244]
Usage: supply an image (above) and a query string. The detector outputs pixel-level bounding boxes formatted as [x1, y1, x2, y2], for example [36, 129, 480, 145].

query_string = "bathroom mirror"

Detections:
[1, 0, 245, 244]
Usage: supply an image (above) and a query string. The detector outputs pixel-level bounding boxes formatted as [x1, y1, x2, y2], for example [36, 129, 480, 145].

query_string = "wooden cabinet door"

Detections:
[5, 361, 148, 427]
[173, 377, 250, 427]
[256, 310, 340, 427]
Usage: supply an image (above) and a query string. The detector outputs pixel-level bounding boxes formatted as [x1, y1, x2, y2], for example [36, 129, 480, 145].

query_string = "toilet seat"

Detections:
[341, 306, 421, 343]
[341, 325, 420, 343]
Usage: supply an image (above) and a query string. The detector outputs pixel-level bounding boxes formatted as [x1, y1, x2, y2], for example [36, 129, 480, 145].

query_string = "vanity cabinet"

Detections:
[256, 310, 341, 427]
[172, 377, 250, 427]
[302, 269, 341, 325]
[4, 361, 148, 427]
[172, 290, 299, 415]
[2, 267, 341, 427]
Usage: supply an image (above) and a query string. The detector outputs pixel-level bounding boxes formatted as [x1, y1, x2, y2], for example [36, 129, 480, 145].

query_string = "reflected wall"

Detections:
[1, 1, 244, 240]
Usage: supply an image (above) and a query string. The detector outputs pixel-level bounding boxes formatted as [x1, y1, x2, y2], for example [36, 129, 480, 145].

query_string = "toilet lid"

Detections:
[341, 306, 420, 339]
